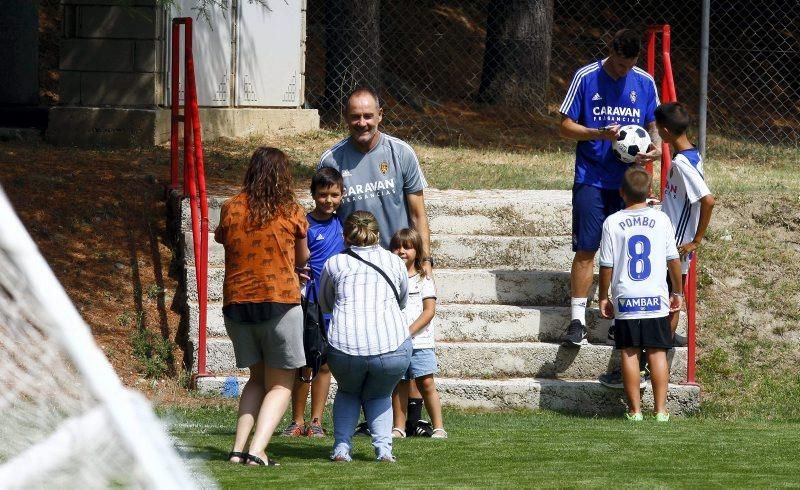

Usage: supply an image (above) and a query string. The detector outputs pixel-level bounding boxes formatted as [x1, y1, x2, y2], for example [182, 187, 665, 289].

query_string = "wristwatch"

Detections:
[421, 257, 435, 268]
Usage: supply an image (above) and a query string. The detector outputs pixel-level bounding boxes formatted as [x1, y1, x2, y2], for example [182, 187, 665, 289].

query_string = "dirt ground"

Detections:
[0, 141, 213, 406]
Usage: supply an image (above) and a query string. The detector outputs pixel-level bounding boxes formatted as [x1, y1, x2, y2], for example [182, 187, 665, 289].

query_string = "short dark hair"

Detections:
[310, 167, 344, 195]
[621, 166, 652, 203]
[655, 102, 691, 136]
[344, 86, 382, 114]
[611, 29, 641, 58]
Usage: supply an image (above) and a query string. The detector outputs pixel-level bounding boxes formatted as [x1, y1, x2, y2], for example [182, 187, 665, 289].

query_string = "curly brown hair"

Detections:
[242, 147, 296, 227]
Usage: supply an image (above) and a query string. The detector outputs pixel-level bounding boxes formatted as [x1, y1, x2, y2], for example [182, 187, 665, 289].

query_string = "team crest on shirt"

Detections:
[630, 90, 637, 103]
[379, 161, 389, 174]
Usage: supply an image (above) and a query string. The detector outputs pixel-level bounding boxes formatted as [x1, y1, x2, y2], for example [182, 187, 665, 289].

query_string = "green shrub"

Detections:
[131, 328, 174, 379]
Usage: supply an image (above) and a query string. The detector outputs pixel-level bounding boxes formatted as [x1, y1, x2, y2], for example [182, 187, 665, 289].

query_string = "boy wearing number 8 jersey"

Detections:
[598, 167, 683, 421]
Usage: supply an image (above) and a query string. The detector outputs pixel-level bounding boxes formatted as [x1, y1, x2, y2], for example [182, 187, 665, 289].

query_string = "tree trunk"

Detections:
[478, 0, 553, 109]
[323, 0, 381, 112]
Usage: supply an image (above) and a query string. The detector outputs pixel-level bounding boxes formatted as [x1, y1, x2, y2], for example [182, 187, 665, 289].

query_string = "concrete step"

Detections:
[431, 235, 573, 270]
[186, 232, 574, 271]
[180, 190, 573, 237]
[435, 378, 700, 416]
[423, 189, 571, 236]
[435, 304, 687, 343]
[187, 268, 588, 306]
[188, 302, 613, 341]
[199, 337, 687, 383]
[436, 342, 686, 382]
[194, 375, 699, 416]
[188, 301, 686, 348]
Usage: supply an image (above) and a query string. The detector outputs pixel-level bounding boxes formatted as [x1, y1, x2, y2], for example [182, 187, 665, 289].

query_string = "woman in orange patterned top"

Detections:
[214, 147, 310, 466]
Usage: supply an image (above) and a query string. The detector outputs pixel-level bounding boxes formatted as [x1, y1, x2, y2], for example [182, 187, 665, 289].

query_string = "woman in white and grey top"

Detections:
[319, 211, 412, 463]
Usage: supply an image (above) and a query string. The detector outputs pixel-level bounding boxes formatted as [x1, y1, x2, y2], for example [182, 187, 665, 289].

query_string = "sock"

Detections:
[570, 298, 587, 325]
[406, 398, 424, 432]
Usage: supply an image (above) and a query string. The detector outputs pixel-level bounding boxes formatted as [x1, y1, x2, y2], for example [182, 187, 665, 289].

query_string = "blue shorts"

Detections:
[572, 183, 625, 252]
[401, 348, 438, 380]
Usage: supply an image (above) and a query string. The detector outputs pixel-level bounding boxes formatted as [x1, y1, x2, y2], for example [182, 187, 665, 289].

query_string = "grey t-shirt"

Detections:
[317, 133, 428, 248]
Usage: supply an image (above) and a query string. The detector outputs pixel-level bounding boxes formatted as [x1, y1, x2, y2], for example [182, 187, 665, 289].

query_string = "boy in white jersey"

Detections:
[656, 102, 715, 342]
[598, 167, 683, 421]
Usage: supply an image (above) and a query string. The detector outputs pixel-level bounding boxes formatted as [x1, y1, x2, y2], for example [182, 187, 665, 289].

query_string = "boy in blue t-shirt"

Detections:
[282, 167, 345, 438]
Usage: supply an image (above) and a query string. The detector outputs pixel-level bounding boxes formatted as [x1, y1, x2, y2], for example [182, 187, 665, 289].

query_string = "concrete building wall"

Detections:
[48, 0, 318, 147]
[58, 0, 165, 107]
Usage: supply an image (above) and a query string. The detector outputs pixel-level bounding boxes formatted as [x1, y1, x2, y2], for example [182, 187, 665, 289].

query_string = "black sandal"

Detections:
[245, 453, 279, 466]
[228, 451, 247, 464]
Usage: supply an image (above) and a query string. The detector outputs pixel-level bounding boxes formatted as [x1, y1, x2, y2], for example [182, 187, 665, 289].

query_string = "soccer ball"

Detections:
[612, 124, 651, 164]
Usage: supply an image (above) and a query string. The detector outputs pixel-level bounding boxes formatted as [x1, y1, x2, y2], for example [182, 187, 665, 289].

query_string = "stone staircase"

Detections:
[179, 189, 700, 416]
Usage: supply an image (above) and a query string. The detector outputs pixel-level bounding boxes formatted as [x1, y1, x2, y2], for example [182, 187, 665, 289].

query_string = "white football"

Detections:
[612, 124, 651, 164]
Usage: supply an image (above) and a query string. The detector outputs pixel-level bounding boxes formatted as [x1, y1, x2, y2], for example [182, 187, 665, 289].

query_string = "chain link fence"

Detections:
[304, 0, 798, 155]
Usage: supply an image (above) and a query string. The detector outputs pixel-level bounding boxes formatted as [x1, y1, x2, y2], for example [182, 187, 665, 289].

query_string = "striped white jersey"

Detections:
[319, 245, 410, 356]
[661, 148, 711, 249]
[599, 207, 679, 319]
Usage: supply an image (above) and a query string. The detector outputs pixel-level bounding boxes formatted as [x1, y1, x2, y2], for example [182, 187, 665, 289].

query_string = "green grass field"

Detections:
[167, 406, 800, 488]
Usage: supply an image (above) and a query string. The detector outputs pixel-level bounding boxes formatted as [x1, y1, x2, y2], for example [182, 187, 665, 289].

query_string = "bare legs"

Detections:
[392, 375, 444, 431]
[230, 362, 296, 464]
[621, 348, 669, 416]
[570, 250, 596, 298]
[647, 348, 669, 415]
[309, 365, 332, 424]
[289, 364, 332, 427]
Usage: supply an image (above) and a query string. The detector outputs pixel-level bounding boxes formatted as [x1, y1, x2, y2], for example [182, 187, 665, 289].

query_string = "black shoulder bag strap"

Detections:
[341, 248, 401, 304]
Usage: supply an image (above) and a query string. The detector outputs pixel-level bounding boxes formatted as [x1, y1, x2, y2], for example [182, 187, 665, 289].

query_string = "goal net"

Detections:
[0, 187, 211, 489]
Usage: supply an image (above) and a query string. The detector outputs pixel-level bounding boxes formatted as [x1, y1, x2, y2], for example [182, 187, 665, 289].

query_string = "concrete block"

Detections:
[192, 232, 574, 271]
[434, 269, 581, 306]
[76, 6, 162, 39]
[189, 267, 580, 306]
[60, 39, 134, 72]
[186, 266, 225, 302]
[154, 108, 320, 145]
[193, 375, 700, 417]
[424, 189, 572, 237]
[185, 232, 225, 266]
[436, 378, 700, 416]
[187, 300, 686, 347]
[432, 234, 574, 271]
[47, 106, 158, 147]
[189, 301, 610, 343]
[81, 72, 158, 106]
[436, 304, 610, 343]
[200, 337, 687, 383]
[134, 40, 161, 73]
[58, 72, 82, 105]
[435, 342, 687, 382]
[180, 190, 572, 237]
[196, 108, 320, 141]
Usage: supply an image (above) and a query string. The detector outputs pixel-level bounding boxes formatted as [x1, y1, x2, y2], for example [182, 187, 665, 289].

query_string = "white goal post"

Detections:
[0, 186, 211, 489]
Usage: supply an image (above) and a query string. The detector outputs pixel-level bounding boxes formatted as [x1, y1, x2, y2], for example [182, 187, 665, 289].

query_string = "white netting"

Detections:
[0, 187, 213, 489]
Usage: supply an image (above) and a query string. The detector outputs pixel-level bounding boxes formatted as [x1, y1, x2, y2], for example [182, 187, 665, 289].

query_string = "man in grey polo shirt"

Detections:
[317, 87, 433, 275]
